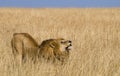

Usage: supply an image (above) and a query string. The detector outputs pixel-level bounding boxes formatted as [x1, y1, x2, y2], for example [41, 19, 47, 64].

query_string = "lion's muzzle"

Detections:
[66, 41, 72, 51]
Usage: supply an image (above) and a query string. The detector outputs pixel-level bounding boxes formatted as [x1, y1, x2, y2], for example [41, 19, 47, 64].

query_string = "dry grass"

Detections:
[0, 8, 120, 76]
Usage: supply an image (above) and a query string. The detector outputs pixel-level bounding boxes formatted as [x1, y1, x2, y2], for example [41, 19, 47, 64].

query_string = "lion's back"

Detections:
[11, 33, 39, 58]
[12, 33, 38, 48]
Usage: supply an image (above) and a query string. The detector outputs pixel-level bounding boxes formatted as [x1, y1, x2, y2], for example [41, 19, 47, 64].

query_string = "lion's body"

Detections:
[11, 33, 39, 64]
[11, 33, 72, 65]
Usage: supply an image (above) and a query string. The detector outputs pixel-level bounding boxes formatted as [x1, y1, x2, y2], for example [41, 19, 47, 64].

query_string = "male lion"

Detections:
[38, 38, 72, 64]
[11, 33, 39, 64]
[11, 33, 72, 65]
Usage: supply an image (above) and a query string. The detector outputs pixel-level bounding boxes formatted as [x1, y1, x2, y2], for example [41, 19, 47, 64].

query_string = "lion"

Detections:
[11, 33, 72, 65]
[38, 38, 72, 64]
[11, 33, 39, 64]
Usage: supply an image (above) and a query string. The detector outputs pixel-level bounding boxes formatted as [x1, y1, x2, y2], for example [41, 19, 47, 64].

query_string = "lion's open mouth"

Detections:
[66, 46, 72, 50]
[66, 44, 72, 51]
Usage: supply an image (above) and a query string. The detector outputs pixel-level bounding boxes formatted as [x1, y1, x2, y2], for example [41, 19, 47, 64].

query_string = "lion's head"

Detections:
[58, 38, 72, 52]
[38, 38, 72, 64]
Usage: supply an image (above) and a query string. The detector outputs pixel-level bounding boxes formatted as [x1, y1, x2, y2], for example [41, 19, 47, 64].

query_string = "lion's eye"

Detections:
[61, 41, 64, 44]
[61, 40, 66, 44]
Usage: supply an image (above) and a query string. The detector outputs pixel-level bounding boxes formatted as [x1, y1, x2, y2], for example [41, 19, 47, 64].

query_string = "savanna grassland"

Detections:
[0, 8, 120, 76]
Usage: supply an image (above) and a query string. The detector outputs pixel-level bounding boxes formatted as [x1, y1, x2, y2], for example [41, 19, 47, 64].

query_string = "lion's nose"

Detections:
[70, 44, 72, 46]
[69, 40, 72, 43]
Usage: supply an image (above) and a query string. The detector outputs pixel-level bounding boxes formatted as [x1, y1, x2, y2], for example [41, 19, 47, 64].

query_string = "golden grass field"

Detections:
[0, 8, 120, 76]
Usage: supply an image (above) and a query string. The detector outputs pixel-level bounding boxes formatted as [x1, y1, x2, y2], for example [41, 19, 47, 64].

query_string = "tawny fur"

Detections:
[11, 33, 39, 64]
[11, 33, 72, 64]
[38, 38, 71, 64]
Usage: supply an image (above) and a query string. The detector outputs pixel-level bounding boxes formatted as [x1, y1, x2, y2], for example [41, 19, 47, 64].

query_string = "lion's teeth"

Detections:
[67, 46, 72, 50]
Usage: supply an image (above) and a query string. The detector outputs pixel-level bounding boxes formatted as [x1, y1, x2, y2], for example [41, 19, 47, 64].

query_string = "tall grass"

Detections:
[0, 8, 120, 76]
